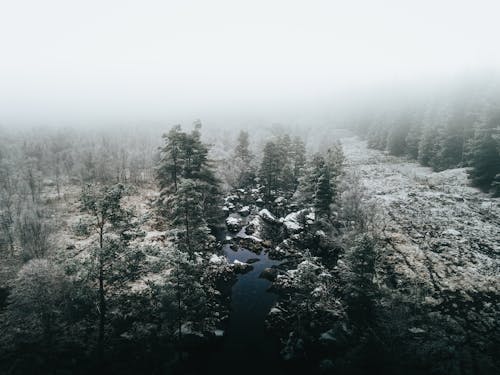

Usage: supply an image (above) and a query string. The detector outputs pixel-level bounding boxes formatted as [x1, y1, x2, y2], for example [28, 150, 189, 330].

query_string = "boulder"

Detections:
[225, 216, 242, 232]
[233, 260, 253, 274]
[259, 267, 278, 281]
[259, 209, 278, 223]
[238, 206, 251, 217]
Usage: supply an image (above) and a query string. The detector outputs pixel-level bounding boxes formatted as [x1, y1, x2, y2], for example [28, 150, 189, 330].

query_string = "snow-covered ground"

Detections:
[341, 136, 499, 339]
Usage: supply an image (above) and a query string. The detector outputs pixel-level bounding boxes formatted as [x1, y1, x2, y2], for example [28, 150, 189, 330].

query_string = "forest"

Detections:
[0, 97, 499, 374]
[1, 2, 500, 374]
[356, 80, 500, 196]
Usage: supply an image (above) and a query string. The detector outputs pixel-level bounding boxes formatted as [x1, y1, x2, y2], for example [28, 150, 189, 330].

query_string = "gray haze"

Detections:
[1, 0, 499, 127]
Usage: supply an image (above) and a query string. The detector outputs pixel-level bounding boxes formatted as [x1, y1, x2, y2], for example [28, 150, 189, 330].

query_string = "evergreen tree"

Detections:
[0, 259, 72, 373]
[468, 120, 500, 192]
[434, 123, 465, 170]
[166, 179, 211, 255]
[291, 136, 307, 182]
[80, 183, 135, 362]
[387, 122, 410, 156]
[418, 124, 440, 167]
[234, 130, 252, 164]
[314, 166, 333, 219]
[157, 123, 221, 228]
[157, 125, 185, 193]
[259, 140, 282, 199]
[405, 124, 422, 160]
[233, 130, 256, 188]
[294, 154, 326, 206]
[342, 234, 378, 325]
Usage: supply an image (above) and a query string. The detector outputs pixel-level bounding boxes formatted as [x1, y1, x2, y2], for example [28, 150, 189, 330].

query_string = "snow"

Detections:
[214, 329, 224, 337]
[341, 135, 500, 333]
[408, 327, 426, 334]
[258, 209, 278, 223]
[233, 259, 248, 266]
[282, 209, 311, 234]
[269, 307, 282, 315]
[225, 217, 240, 226]
[238, 206, 250, 215]
[274, 196, 286, 204]
[209, 254, 226, 265]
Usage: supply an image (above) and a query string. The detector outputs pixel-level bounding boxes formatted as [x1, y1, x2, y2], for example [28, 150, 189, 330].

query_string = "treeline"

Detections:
[357, 83, 500, 196]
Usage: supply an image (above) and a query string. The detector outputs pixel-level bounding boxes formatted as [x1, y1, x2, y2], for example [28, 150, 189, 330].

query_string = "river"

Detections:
[203, 219, 286, 375]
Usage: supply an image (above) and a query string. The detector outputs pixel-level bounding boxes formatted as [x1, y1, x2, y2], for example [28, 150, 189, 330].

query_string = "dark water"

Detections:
[203, 229, 286, 375]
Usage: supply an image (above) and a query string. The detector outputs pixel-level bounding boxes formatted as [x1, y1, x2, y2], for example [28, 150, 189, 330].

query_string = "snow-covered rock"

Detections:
[232, 259, 253, 273]
[225, 216, 242, 232]
[259, 209, 278, 223]
[238, 205, 250, 216]
[259, 267, 278, 281]
[209, 254, 226, 265]
[282, 209, 310, 234]
[442, 228, 461, 236]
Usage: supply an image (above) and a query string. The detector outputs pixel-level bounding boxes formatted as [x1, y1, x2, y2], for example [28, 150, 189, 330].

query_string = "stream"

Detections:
[205, 218, 286, 375]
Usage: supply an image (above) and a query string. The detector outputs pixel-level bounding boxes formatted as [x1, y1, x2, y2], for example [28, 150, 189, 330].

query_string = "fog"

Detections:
[1, 0, 499, 128]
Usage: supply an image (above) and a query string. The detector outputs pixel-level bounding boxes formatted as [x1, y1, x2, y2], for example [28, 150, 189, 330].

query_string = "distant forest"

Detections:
[356, 80, 500, 196]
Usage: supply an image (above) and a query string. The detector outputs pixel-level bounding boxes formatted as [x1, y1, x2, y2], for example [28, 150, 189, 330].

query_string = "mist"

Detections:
[1, 0, 500, 128]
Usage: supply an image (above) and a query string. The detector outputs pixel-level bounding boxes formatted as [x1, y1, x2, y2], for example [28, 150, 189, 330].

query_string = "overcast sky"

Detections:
[1, 0, 499, 127]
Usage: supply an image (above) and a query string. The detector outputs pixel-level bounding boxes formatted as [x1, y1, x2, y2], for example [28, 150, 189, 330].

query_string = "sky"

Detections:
[0, 0, 499, 127]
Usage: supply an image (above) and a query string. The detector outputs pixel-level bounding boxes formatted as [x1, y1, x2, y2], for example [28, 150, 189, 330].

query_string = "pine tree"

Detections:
[157, 123, 221, 228]
[418, 124, 440, 167]
[342, 234, 378, 325]
[387, 122, 410, 156]
[314, 166, 333, 219]
[233, 130, 256, 188]
[291, 136, 307, 183]
[468, 121, 500, 192]
[294, 154, 325, 206]
[405, 124, 422, 160]
[234, 130, 252, 164]
[259, 141, 282, 199]
[157, 125, 185, 193]
[166, 179, 211, 255]
[435, 123, 465, 170]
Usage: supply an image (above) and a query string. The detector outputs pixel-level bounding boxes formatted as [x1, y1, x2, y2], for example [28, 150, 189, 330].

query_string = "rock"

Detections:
[233, 260, 253, 274]
[408, 327, 426, 334]
[238, 206, 250, 216]
[259, 267, 278, 281]
[66, 244, 76, 250]
[245, 224, 255, 235]
[269, 307, 282, 315]
[225, 216, 242, 232]
[442, 229, 461, 236]
[259, 209, 278, 223]
[213, 329, 224, 338]
[274, 196, 286, 205]
[262, 240, 272, 248]
[283, 209, 310, 234]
